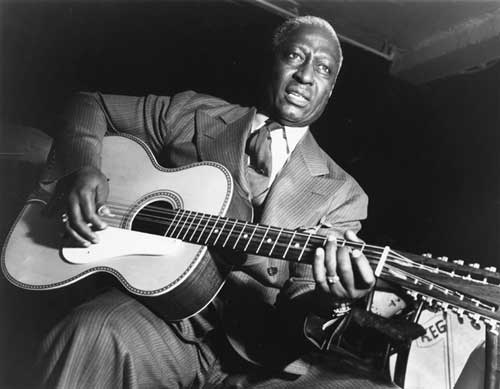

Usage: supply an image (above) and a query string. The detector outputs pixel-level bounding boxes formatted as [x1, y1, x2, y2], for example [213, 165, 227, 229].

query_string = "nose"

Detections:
[294, 60, 314, 84]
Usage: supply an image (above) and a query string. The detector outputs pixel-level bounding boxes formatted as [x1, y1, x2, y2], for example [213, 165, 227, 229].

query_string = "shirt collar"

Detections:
[251, 113, 309, 134]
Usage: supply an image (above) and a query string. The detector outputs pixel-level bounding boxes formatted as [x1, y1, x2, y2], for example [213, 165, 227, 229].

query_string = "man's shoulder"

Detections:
[170, 90, 251, 119]
[316, 145, 367, 197]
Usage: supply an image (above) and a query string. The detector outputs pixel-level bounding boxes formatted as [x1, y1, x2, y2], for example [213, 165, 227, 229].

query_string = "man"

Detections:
[38, 16, 395, 388]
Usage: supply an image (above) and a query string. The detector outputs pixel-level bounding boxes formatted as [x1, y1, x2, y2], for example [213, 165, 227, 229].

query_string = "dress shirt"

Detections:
[251, 113, 308, 184]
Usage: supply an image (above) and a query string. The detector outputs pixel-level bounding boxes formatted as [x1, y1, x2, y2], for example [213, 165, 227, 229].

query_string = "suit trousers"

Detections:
[36, 289, 399, 389]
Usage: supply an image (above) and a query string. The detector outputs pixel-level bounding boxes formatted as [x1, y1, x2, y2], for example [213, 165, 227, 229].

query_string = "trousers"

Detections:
[36, 288, 399, 389]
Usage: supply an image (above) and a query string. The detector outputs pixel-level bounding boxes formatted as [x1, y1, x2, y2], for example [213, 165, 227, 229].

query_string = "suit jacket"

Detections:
[52, 90, 368, 371]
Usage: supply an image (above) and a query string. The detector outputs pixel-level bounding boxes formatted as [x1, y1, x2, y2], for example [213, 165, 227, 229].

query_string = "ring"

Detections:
[61, 213, 69, 223]
[326, 275, 340, 285]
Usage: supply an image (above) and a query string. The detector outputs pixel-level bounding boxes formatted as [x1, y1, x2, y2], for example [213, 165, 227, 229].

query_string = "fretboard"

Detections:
[160, 208, 354, 263]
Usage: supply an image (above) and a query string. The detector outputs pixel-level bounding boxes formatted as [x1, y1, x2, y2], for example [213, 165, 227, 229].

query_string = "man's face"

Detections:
[266, 24, 340, 127]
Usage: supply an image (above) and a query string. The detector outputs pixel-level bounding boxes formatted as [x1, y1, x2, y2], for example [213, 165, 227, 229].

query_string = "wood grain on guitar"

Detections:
[2, 135, 499, 333]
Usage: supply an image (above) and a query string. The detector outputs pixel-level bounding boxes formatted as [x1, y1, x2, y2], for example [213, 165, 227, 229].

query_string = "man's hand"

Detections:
[62, 166, 110, 247]
[313, 230, 375, 300]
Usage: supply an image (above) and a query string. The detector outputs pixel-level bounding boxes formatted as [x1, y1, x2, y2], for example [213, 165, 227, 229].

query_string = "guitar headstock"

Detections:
[378, 249, 500, 335]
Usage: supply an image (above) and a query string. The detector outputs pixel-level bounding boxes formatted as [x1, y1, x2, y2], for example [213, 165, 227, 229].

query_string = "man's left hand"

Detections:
[313, 230, 375, 300]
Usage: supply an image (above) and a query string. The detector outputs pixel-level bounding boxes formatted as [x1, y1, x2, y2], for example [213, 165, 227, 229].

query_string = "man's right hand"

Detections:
[63, 166, 110, 247]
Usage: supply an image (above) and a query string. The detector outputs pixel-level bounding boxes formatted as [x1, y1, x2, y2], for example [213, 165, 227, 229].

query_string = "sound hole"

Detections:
[131, 200, 174, 236]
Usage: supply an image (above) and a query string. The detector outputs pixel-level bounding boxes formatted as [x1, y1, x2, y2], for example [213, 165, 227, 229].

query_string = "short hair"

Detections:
[272, 16, 343, 68]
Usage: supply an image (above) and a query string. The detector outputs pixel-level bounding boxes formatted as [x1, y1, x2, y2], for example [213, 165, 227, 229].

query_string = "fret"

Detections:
[205, 216, 221, 245]
[233, 221, 248, 250]
[282, 230, 297, 259]
[297, 233, 312, 262]
[256, 226, 271, 254]
[188, 212, 204, 242]
[222, 219, 238, 247]
[196, 214, 212, 243]
[268, 228, 283, 256]
[181, 210, 196, 241]
[164, 209, 182, 237]
[244, 224, 259, 252]
[212, 219, 228, 246]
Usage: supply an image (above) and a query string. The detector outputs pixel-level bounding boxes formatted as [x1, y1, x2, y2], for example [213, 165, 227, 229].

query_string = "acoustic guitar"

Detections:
[2, 135, 500, 335]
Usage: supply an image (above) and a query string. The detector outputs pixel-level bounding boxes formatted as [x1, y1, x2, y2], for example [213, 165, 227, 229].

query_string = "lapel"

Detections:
[195, 106, 256, 196]
[260, 130, 346, 228]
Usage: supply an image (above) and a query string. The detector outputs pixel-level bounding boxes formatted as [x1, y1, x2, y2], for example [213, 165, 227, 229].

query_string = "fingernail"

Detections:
[352, 249, 362, 258]
[98, 205, 114, 217]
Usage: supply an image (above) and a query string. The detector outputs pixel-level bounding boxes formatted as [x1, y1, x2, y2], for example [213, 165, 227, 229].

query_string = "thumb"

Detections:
[345, 230, 364, 243]
[95, 176, 109, 209]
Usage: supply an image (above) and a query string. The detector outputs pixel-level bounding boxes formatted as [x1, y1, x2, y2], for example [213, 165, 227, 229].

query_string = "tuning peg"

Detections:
[485, 266, 497, 272]
[437, 256, 449, 262]
[422, 253, 432, 258]
[484, 319, 499, 336]
[453, 259, 465, 266]
[406, 290, 418, 300]
[467, 312, 482, 330]
[468, 263, 480, 269]
[452, 307, 465, 323]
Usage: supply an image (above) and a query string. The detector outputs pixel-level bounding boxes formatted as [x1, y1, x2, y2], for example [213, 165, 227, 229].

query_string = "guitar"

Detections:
[2, 135, 500, 334]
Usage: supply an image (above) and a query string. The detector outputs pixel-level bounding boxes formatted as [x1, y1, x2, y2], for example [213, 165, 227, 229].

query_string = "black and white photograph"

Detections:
[1, 1, 499, 388]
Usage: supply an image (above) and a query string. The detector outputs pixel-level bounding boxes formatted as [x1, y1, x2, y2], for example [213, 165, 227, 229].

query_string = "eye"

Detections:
[286, 51, 303, 62]
[318, 64, 331, 75]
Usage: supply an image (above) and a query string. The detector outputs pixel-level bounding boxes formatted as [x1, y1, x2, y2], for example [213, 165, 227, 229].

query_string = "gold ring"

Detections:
[326, 275, 340, 285]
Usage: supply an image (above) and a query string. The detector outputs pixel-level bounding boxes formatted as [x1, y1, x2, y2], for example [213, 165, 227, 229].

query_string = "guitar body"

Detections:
[1, 135, 244, 320]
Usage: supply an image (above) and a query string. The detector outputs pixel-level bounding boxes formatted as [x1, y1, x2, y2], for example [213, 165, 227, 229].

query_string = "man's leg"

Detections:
[36, 288, 226, 389]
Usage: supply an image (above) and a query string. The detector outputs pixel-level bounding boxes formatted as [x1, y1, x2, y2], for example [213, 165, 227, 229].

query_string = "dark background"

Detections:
[1, 1, 499, 387]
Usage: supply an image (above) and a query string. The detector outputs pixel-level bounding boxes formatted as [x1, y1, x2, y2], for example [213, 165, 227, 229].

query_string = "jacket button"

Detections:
[267, 266, 278, 276]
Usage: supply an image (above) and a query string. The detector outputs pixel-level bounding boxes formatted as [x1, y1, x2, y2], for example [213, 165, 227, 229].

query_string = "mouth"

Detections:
[284, 87, 310, 107]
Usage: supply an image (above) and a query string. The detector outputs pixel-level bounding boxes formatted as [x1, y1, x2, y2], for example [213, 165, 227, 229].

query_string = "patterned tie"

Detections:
[245, 120, 282, 207]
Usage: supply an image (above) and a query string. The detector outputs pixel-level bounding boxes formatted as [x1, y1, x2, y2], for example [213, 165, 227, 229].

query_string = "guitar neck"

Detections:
[160, 208, 363, 263]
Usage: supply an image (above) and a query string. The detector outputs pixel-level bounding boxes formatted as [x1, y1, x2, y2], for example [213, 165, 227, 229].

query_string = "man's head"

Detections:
[264, 16, 343, 127]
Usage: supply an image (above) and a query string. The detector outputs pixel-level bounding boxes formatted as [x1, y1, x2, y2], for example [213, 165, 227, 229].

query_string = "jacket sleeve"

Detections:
[275, 177, 369, 350]
[53, 90, 198, 177]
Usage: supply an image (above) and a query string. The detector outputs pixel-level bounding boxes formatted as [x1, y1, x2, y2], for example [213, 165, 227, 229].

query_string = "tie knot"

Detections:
[262, 120, 281, 133]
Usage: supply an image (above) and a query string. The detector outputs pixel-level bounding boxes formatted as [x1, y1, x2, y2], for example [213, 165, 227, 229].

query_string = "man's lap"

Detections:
[37, 288, 398, 388]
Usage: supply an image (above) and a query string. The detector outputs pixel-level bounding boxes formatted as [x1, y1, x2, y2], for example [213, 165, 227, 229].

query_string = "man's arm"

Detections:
[276, 178, 373, 347]
[52, 91, 195, 245]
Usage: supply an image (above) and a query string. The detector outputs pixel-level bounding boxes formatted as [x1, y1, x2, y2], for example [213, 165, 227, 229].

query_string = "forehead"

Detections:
[280, 24, 339, 59]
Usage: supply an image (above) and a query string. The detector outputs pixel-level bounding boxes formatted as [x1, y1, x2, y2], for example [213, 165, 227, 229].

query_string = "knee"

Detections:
[49, 291, 137, 348]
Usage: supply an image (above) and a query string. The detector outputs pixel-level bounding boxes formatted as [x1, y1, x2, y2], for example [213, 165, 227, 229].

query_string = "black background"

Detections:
[1, 1, 499, 386]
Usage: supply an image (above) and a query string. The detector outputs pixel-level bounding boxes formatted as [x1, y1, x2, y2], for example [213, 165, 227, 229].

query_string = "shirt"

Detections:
[251, 113, 308, 184]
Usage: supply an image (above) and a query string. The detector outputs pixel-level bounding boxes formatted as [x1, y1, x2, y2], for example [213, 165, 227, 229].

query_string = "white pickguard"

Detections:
[61, 227, 181, 264]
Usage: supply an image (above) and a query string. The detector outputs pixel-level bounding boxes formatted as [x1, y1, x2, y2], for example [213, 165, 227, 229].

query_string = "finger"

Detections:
[323, 235, 350, 298]
[351, 249, 376, 289]
[323, 234, 337, 280]
[345, 229, 363, 243]
[80, 190, 107, 230]
[68, 194, 98, 244]
[64, 222, 91, 247]
[313, 247, 330, 294]
[337, 246, 355, 296]
[95, 179, 109, 208]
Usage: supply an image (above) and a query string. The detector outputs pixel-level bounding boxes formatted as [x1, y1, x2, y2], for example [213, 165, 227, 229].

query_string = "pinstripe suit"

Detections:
[39, 90, 397, 388]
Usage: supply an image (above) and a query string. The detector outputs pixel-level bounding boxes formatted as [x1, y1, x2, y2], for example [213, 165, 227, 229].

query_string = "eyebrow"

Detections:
[290, 44, 335, 60]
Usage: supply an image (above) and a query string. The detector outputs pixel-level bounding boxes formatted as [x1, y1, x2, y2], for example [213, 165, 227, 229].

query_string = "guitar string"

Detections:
[97, 203, 466, 276]
[98, 201, 392, 256]
[78, 203, 500, 317]
[94, 201, 495, 283]
[98, 209, 433, 276]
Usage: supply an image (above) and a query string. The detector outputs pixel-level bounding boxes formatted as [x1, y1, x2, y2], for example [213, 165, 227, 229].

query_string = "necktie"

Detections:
[245, 120, 282, 207]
